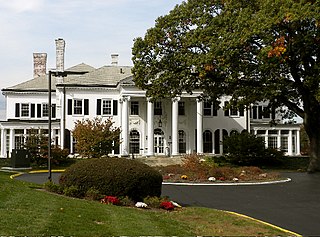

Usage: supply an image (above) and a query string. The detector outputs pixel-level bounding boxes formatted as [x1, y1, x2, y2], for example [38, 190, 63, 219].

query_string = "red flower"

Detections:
[101, 196, 120, 205]
[160, 201, 175, 211]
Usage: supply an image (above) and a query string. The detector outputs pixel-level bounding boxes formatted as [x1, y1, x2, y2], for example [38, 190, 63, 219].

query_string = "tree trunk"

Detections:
[305, 115, 320, 173]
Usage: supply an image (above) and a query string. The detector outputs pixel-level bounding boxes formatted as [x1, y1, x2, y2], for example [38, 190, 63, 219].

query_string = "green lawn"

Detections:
[0, 171, 290, 236]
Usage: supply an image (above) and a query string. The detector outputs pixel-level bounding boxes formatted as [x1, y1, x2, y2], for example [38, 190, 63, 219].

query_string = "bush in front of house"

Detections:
[59, 158, 163, 201]
[223, 131, 283, 166]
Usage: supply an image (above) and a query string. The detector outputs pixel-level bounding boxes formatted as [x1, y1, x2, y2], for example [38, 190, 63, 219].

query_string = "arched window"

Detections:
[179, 130, 186, 153]
[203, 130, 213, 153]
[214, 129, 220, 154]
[223, 129, 228, 153]
[129, 130, 140, 154]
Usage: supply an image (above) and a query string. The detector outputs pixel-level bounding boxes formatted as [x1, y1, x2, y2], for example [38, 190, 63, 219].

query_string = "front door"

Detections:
[154, 128, 164, 155]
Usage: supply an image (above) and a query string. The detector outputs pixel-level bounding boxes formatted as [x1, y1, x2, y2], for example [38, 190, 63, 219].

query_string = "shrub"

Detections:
[101, 196, 120, 205]
[223, 132, 283, 166]
[85, 187, 102, 201]
[160, 201, 175, 211]
[59, 158, 163, 201]
[63, 185, 81, 198]
[119, 196, 135, 207]
[143, 196, 168, 208]
[43, 181, 63, 194]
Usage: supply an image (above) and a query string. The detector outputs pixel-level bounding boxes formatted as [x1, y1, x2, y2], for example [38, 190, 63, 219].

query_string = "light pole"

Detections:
[47, 70, 88, 181]
[48, 70, 53, 181]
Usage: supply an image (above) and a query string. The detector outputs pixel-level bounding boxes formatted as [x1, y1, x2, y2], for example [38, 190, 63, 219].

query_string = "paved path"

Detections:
[15, 171, 320, 236]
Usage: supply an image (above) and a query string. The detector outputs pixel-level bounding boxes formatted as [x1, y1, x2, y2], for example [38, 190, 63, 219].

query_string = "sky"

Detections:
[0, 0, 184, 114]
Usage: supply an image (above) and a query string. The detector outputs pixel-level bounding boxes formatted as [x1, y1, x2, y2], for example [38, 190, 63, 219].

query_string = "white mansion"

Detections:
[0, 39, 301, 158]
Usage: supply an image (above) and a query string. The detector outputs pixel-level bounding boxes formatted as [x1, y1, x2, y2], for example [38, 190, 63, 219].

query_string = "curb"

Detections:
[225, 210, 302, 237]
[163, 178, 291, 186]
[8, 169, 65, 180]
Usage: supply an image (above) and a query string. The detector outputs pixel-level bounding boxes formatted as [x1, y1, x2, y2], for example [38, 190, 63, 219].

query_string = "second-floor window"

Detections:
[21, 103, 29, 117]
[68, 99, 89, 116]
[131, 101, 139, 115]
[178, 102, 185, 116]
[154, 101, 162, 115]
[96, 99, 118, 116]
[42, 103, 49, 117]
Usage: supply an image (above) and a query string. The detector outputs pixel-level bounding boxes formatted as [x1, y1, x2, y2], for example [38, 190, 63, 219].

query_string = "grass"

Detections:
[0, 171, 290, 236]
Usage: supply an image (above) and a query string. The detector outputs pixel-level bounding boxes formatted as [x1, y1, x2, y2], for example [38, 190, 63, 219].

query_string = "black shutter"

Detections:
[52, 104, 56, 118]
[67, 99, 72, 115]
[239, 105, 245, 117]
[224, 102, 229, 116]
[113, 100, 118, 115]
[37, 104, 41, 118]
[84, 99, 89, 115]
[15, 103, 20, 117]
[31, 104, 35, 118]
[97, 99, 101, 115]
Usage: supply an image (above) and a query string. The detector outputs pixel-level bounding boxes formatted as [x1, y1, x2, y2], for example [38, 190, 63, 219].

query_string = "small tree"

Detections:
[23, 129, 69, 166]
[223, 131, 283, 166]
[72, 117, 121, 158]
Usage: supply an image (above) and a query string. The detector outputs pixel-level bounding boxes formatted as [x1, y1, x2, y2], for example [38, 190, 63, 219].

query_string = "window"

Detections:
[129, 130, 140, 154]
[281, 137, 288, 152]
[21, 103, 29, 117]
[154, 102, 162, 115]
[204, 101, 212, 116]
[230, 106, 238, 116]
[42, 103, 49, 117]
[178, 130, 186, 153]
[131, 101, 139, 115]
[102, 99, 112, 115]
[268, 137, 278, 149]
[73, 99, 82, 115]
[96, 99, 118, 116]
[203, 130, 213, 153]
[178, 102, 185, 116]
[68, 99, 89, 116]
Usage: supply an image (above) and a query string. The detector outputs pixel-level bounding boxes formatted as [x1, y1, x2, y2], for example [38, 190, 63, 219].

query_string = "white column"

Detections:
[288, 130, 293, 156]
[296, 130, 301, 155]
[277, 131, 281, 150]
[265, 130, 269, 148]
[121, 96, 130, 156]
[1, 129, 5, 157]
[8, 129, 14, 157]
[118, 99, 123, 156]
[196, 99, 203, 154]
[219, 129, 223, 155]
[147, 99, 154, 156]
[171, 97, 179, 156]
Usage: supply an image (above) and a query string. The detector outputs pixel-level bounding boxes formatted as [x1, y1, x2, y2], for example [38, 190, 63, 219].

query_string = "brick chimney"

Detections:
[33, 53, 47, 78]
[55, 38, 65, 72]
[111, 54, 119, 66]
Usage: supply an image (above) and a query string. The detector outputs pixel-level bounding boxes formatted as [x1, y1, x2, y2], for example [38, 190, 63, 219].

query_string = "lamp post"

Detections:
[47, 70, 88, 181]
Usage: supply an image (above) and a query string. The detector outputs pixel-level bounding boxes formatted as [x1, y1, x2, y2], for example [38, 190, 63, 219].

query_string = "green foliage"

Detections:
[23, 129, 69, 166]
[43, 181, 63, 194]
[63, 185, 81, 198]
[223, 132, 283, 166]
[143, 196, 168, 208]
[72, 117, 121, 158]
[85, 187, 103, 201]
[59, 158, 163, 201]
[119, 196, 135, 207]
[132, 0, 320, 171]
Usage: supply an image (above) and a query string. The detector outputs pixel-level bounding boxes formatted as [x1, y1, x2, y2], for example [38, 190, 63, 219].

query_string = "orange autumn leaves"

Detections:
[268, 36, 287, 58]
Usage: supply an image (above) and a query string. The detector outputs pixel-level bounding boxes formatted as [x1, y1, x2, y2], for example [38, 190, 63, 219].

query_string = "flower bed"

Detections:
[158, 154, 281, 183]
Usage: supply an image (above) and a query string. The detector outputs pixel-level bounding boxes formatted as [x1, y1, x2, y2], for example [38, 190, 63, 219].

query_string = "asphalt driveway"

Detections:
[15, 171, 320, 236]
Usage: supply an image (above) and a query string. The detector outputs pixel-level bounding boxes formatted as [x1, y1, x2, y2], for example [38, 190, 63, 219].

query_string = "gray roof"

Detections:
[2, 63, 133, 92]
[59, 65, 133, 87]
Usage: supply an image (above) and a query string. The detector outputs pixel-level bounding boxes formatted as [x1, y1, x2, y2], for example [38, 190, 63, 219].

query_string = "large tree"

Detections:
[132, 0, 320, 172]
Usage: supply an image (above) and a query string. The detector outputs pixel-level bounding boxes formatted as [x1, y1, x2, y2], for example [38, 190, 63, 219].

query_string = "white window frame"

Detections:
[42, 103, 49, 117]
[102, 99, 112, 115]
[73, 99, 83, 115]
[21, 103, 30, 117]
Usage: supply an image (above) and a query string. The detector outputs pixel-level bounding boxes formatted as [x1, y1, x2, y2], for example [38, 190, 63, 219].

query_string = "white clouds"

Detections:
[0, 0, 44, 13]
